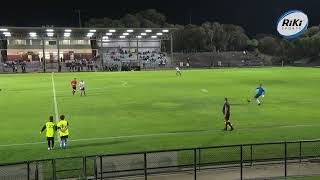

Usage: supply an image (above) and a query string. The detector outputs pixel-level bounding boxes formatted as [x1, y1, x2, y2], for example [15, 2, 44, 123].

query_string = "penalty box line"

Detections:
[0, 124, 313, 148]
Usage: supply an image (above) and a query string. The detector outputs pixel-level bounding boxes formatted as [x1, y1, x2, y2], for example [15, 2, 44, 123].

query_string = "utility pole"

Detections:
[189, 9, 192, 24]
[77, 10, 82, 27]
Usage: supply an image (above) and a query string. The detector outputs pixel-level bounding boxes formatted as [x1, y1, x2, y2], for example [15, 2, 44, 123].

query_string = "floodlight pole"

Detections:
[0, 53, 1, 64]
[78, 10, 82, 27]
[57, 34, 61, 71]
[137, 38, 140, 68]
[100, 35, 104, 70]
[170, 33, 174, 67]
[42, 38, 46, 73]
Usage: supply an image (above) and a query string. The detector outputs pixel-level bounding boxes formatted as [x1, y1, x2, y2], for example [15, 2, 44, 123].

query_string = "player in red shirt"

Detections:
[71, 78, 77, 95]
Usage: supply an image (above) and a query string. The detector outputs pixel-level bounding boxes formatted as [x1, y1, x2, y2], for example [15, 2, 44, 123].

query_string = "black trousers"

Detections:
[47, 137, 54, 148]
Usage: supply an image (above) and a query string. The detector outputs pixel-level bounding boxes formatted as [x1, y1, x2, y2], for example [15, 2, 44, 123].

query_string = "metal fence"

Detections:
[1, 139, 320, 180]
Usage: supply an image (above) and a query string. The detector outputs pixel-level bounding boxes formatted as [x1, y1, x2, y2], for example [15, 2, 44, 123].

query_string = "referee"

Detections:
[222, 98, 234, 131]
[40, 116, 57, 150]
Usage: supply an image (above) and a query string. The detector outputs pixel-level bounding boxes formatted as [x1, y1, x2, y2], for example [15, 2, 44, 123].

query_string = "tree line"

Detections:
[85, 9, 320, 63]
[86, 9, 251, 52]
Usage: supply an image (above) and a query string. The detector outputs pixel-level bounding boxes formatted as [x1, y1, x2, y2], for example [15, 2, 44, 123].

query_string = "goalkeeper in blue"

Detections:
[248, 84, 266, 106]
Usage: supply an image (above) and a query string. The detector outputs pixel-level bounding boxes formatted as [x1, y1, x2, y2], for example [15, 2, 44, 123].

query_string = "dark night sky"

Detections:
[0, 0, 319, 36]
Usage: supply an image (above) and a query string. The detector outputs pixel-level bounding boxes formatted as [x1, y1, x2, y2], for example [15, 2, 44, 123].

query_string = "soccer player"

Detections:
[248, 84, 266, 106]
[176, 66, 181, 76]
[40, 116, 57, 150]
[79, 80, 86, 96]
[222, 97, 234, 131]
[71, 78, 77, 95]
[57, 115, 69, 149]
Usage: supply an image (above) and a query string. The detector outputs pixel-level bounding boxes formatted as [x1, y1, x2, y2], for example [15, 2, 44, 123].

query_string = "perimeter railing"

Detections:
[1, 139, 320, 180]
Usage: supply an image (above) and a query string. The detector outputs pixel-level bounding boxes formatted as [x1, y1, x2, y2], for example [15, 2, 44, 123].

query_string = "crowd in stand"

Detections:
[138, 51, 167, 65]
[103, 64, 119, 71]
[105, 49, 167, 66]
[1, 49, 169, 73]
[3, 61, 27, 73]
[1, 58, 98, 73]
[65, 59, 97, 72]
[108, 49, 135, 62]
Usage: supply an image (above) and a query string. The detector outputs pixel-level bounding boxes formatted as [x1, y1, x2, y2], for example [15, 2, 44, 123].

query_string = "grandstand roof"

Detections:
[0, 27, 176, 40]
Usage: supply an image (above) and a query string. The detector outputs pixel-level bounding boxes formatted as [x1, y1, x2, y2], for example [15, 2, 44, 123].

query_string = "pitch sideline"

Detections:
[0, 124, 313, 148]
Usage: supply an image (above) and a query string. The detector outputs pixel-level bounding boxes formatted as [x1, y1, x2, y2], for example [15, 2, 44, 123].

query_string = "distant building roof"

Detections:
[0, 27, 175, 40]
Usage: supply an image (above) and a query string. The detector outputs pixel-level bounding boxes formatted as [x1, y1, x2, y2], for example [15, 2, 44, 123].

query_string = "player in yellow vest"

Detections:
[40, 116, 57, 150]
[57, 115, 69, 149]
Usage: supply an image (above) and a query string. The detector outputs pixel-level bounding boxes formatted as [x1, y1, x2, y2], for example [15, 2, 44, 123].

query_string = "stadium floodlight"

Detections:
[64, 33, 71, 37]
[46, 29, 54, 32]
[0, 28, 8, 31]
[151, 36, 157, 38]
[136, 36, 142, 39]
[141, 33, 147, 36]
[123, 33, 129, 36]
[29, 32, 37, 37]
[119, 36, 126, 39]
[106, 33, 112, 35]
[89, 29, 96, 32]
[64, 29, 72, 32]
[156, 33, 163, 36]
[127, 29, 134, 32]
[145, 29, 152, 33]
[4, 32, 11, 37]
[162, 29, 169, 33]
[47, 32, 54, 37]
[87, 33, 94, 37]
[109, 29, 116, 32]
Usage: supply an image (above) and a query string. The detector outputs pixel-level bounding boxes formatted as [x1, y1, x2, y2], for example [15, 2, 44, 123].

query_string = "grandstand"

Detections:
[0, 27, 174, 73]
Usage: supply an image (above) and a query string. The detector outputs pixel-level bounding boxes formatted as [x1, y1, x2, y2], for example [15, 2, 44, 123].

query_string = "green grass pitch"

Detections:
[0, 67, 319, 163]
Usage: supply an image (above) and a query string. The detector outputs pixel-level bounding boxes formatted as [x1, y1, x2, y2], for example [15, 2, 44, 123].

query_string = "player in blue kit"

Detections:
[248, 84, 266, 106]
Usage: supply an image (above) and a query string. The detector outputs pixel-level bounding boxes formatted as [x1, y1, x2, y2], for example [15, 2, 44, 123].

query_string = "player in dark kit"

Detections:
[222, 97, 234, 131]
[71, 78, 77, 95]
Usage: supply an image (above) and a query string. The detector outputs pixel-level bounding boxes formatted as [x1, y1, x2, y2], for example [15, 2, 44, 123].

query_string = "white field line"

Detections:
[0, 124, 313, 148]
[51, 73, 60, 142]
[121, 81, 128, 87]
[200, 89, 209, 93]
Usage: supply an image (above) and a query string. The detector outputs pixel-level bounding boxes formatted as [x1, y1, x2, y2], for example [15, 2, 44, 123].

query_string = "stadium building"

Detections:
[0, 27, 175, 72]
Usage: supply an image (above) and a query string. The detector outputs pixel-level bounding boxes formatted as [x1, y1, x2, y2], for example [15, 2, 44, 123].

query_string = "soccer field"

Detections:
[0, 67, 319, 163]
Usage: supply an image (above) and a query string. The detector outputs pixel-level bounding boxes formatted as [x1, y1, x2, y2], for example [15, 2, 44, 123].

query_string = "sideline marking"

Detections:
[0, 124, 312, 148]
